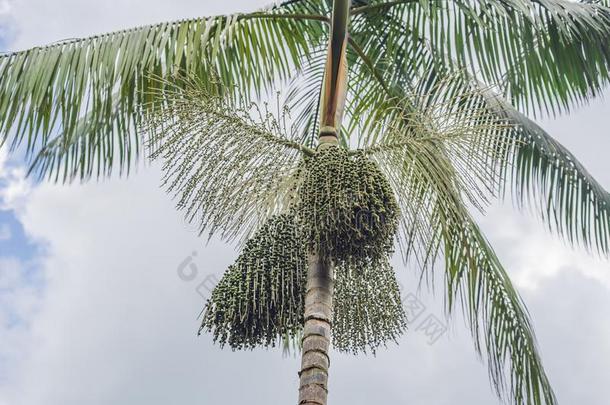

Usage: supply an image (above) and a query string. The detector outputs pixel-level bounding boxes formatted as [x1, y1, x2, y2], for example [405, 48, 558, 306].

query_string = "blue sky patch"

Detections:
[0, 209, 39, 261]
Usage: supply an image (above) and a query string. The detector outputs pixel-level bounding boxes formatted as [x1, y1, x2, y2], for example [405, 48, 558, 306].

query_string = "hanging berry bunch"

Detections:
[201, 145, 405, 353]
[296, 145, 400, 266]
[333, 258, 407, 354]
[199, 214, 307, 349]
[200, 211, 407, 353]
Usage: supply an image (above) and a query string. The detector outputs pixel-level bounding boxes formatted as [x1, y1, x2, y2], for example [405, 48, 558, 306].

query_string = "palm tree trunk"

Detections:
[298, 1, 351, 405]
[298, 254, 334, 405]
[318, 0, 351, 144]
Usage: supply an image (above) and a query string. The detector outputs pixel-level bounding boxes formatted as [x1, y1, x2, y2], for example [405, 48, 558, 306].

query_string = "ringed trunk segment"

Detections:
[319, 0, 352, 145]
[298, 254, 334, 405]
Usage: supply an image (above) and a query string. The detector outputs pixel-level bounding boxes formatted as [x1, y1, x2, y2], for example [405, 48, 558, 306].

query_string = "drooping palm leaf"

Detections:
[283, 46, 328, 145]
[352, 33, 608, 399]
[352, 0, 610, 116]
[349, 4, 610, 256]
[441, 210, 556, 405]
[361, 90, 511, 266]
[351, 48, 609, 403]
[365, 116, 556, 404]
[480, 90, 610, 255]
[0, 1, 329, 181]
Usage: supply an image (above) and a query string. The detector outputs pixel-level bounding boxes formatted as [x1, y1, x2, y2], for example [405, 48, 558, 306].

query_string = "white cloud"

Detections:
[0, 257, 21, 289]
[477, 203, 610, 290]
[0, 1, 12, 16]
[0, 257, 43, 390]
[0, 149, 31, 211]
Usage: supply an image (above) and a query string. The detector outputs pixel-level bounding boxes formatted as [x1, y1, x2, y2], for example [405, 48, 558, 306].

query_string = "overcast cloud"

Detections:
[0, 1, 608, 405]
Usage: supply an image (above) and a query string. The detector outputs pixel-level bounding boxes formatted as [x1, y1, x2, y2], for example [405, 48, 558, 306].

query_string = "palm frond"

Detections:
[367, 112, 556, 404]
[442, 209, 557, 405]
[347, 9, 610, 256]
[345, 8, 457, 142]
[347, 33, 607, 398]
[0, 4, 328, 182]
[352, 0, 610, 116]
[407, 70, 610, 257]
[362, 87, 511, 266]
[480, 90, 610, 256]
[142, 76, 310, 241]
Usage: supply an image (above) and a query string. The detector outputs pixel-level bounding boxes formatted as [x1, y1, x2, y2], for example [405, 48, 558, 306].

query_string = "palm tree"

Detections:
[2, 0, 610, 404]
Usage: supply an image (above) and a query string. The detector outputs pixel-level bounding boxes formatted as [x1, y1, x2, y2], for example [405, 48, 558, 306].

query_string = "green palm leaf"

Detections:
[365, 114, 556, 404]
[481, 90, 610, 255]
[443, 212, 556, 405]
[348, 5, 610, 256]
[353, 0, 610, 116]
[335, 5, 610, 403]
[0, 1, 328, 182]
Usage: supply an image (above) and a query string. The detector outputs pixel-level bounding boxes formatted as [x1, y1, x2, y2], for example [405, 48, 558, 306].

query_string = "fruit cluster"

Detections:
[199, 214, 307, 349]
[297, 146, 399, 266]
[333, 258, 406, 353]
[201, 146, 406, 353]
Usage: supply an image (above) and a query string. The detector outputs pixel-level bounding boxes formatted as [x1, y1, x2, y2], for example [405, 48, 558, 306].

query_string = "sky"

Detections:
[0, 1, 609, 405]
